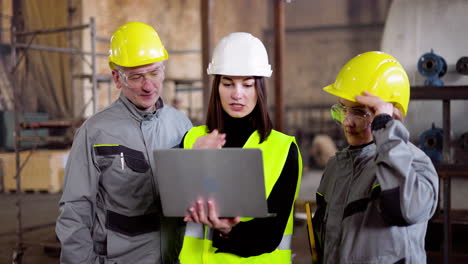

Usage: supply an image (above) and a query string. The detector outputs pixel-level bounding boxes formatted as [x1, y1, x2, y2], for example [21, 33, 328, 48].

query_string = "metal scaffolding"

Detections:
[9, 15, 104, 263]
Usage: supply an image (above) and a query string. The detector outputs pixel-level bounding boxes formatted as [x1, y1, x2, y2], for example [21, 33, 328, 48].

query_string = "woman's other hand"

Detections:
[193, 129, 226, 149]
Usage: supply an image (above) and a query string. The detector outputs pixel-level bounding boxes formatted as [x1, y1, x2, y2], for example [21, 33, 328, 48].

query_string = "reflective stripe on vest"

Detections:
[179, 125, 302, 264]
[277, 234, 292, 250]
[185, 222, 204, 239]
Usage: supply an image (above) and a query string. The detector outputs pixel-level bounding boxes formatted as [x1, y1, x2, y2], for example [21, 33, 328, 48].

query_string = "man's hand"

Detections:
[184, 200, 240, 235]
[355, 91, 394, 116]
[193, 129, 226, 149]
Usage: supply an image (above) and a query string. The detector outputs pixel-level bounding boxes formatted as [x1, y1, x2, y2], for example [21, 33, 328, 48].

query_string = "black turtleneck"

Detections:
[221, 112, 256, 148]
[208, 112, 300, 258]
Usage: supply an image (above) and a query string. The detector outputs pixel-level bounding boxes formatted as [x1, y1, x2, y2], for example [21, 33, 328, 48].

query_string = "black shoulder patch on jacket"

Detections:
[342, 185, 381, 220]
[106, 210, 160, 236]
[394, 257, 406, 264]
[343, 197, 371, 219]
[94, 145, 149, 173]
[313, 192, 327, 229]
[379, 187, 410, 226]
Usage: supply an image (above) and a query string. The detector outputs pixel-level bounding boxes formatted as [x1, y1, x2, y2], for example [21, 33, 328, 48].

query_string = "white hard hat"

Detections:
[207, 32, 272, 77]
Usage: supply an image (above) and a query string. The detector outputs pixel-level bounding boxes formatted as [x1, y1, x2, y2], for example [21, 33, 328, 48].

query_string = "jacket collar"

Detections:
[118, 92, 165, 121]
[337, 142, 376, 161]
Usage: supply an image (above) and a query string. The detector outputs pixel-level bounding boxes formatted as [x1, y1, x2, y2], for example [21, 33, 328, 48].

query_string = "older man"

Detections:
[56, 21, 192, 264]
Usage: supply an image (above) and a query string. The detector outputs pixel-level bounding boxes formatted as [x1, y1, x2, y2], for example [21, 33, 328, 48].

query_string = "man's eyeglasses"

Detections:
[330, 103, 372, 127]
[118, 68, 164, 88]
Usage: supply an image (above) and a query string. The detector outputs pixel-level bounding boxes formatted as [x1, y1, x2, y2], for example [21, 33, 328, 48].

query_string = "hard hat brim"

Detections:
[323, 84, 408, 116]
[207, 65, 272, 77]
[323, 84, 357, 103]
[109, 51, 168, 69]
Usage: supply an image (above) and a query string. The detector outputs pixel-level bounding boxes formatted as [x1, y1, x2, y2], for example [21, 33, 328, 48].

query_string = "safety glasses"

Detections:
[118, 68, 164, 88]
[330, 103, 372, 128]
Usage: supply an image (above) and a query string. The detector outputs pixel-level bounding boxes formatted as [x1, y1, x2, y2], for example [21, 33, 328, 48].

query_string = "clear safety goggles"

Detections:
[330, 103, 372, 128]
[118, 68, 164, 88]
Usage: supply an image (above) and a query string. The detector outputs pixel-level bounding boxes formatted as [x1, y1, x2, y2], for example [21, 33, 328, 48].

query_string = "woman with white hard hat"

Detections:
[178, 32, 303, 264]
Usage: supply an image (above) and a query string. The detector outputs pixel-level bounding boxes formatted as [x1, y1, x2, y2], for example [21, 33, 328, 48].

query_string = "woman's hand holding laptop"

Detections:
[184, 199, 241, 235]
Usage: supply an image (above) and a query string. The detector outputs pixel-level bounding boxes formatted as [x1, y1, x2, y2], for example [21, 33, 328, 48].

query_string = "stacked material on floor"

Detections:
[0, 149, 69, 193]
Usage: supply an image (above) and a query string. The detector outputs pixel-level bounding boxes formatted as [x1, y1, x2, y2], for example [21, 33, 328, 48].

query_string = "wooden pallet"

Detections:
[0, 150, 69, 193]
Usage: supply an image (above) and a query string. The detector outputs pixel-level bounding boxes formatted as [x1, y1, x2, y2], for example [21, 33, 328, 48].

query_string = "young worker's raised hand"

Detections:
[355, 91, 394, 117]
[193, 129, 226, 149]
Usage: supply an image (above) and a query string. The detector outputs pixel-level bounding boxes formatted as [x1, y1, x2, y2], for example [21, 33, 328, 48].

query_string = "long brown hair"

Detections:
[206, 75, 273, 143]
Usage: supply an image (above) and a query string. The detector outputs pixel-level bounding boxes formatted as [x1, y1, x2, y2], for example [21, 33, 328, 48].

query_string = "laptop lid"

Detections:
[154, 148, 270, 218]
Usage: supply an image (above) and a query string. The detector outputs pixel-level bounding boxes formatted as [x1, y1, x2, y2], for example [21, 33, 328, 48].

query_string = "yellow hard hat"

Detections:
[109, 21, 168, 69]
[323, 51, 410, 116]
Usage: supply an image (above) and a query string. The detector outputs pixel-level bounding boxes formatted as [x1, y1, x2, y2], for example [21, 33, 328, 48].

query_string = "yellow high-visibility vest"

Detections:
[179, 125, 302, 264]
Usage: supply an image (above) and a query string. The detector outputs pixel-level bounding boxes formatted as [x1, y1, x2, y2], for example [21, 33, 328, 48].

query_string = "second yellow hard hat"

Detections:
[323, 51, 410, 116]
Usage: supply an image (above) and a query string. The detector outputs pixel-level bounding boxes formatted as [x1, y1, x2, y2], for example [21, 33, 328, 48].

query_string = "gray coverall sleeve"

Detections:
[373, 119, 439, 226]
[56, 126, 100, 263]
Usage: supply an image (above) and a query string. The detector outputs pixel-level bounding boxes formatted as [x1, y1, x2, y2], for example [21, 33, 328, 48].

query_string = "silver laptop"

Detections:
[154, 148, 270, 218]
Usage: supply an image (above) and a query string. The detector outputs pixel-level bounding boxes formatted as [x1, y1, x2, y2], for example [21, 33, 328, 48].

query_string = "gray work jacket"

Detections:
[56, 94, 192, 264]
[313, 119, 439, 264]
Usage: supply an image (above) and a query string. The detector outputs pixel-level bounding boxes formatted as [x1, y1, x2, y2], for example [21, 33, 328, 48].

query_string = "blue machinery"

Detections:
[419, 122, 444, 163]
[417, 49, 447, 86]
[456, 57, 468, 75]
[419, 123, 468, 164]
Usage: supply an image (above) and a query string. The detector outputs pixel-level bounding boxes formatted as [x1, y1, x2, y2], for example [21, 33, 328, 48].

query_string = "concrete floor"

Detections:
[1, 169, 464, 263]
[0, 193, 61, 264]
[0, 170, 322, 264]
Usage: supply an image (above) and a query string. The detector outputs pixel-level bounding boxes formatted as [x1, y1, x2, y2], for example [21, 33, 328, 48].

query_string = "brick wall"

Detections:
[78, 0, 389, 127]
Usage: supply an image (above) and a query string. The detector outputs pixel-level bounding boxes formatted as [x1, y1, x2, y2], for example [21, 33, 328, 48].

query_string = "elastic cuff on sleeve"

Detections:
[371, 114, 393, 131]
